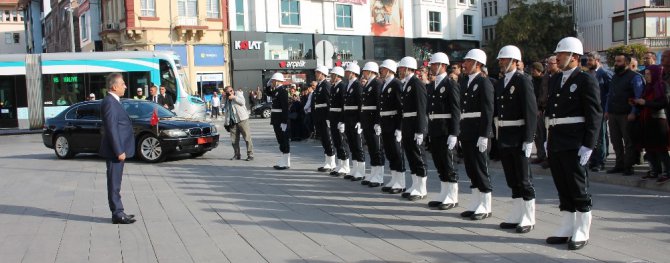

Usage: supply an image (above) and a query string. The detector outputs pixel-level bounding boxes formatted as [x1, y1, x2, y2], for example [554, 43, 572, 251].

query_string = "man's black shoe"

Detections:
[112, 216, 136, 224]
[437, 203, 457, 210]
[568, 240, 588, 250]
[361, 180, 370, 185]
[368, 182, 381, 188]
[499, 222, 518, 229]
[471, 212, 491, 220]
[546, 236, 570, 244]
[381, 186, 391, 192]
[427, 201, 441, 207]
[318, 167, 332, 172]
[516, 225, 534, 233]
[245, 156, 254, 161]
[460, 211, 474, 217]
[230, 156, 241, 160]
[388, 188, 404, 194]
[343, 175, 354, 180]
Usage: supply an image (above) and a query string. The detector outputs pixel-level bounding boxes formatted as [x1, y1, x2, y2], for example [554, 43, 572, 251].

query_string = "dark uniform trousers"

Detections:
[311, 80, 335, 157]
[361, 78, 385, 166]
[267, 84, 291, 154]
[314, 114, 334, 156]
[382, 131, 404, 171]
[431, 136, 457, 182]
[329, 81, 349, 160]
[495, 72, 538, 200]
[546, 69, 602, 213]
[459, 73, 495, 193]
[362, 122, 384, 166]
[273, 123, 290, 153]
[344, 80, 365, 162]
[427, 76, 461, 183]
[401, 76, 428, 177]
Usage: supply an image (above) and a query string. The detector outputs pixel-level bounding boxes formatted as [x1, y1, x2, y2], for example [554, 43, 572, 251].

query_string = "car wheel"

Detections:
[54, 134, 75, 159]
[137, 134, 166, 163]
[262, 109, 271, 118]
[190, 151, 206, 158]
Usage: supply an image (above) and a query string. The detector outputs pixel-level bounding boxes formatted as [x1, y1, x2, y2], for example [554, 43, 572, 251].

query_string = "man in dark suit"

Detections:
[545, 37, 602, 250]
[99, 72, 136, 224]
[459, 49, 495, 220]
[311, 66, 336, 172]
[342, 63, 365, 181]
[494, 45, 538, 233]
[360, 62, 385, 187]
[266, 73, 291, 170]
[397, 56, 429, 201]
[378, 60, 407, 194]
[160, 86, 175, 111]
[147, 85, 164, 105]
[425, 52, 461, 210]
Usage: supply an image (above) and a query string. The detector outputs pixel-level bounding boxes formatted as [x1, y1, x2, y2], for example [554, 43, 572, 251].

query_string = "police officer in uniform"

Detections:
[265, 72, 291, 170]
[378, 60, 407, 194]
[342, 63, 366, 181]
[494, 45, 538, 233]
[459, 49, 495, 220]
[545, 37, 601, 250]
[425, 52, 461, 210]
[329, 67, 351, 176]
[398, 56, 429, 201]
[312, 66, 337, 172]
[360, 62, 386, 187]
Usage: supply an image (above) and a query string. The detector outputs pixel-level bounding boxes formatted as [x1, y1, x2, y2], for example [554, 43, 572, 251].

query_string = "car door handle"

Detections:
[65, 122, 75, 129]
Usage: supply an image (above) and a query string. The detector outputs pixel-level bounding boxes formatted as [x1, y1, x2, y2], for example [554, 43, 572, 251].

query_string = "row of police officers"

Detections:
[264, 37, 601, 251]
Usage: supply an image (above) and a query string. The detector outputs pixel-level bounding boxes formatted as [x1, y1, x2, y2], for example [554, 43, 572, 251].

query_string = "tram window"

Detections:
[159, 59, 177, 101]
[43, 73, 86, 106]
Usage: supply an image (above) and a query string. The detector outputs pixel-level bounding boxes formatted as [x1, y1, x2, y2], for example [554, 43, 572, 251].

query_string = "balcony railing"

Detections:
[175, 16, 199, 27]
[650, 0, 670, 8]
[645, 37, 670, 48]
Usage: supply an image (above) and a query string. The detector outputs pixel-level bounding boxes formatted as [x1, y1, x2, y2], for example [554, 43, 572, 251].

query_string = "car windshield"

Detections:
[122, 100, 176, 119]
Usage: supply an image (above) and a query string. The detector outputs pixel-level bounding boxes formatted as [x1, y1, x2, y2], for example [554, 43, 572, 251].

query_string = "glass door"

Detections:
[0, 76, 18, 128]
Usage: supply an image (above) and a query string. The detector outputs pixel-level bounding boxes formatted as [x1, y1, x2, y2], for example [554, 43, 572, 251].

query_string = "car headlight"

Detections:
[211, 125, 218, 134]
[161, 129, 188, 137]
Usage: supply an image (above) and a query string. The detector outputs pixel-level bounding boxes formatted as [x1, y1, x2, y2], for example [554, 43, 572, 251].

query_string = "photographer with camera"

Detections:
[223, 85, 254, 161]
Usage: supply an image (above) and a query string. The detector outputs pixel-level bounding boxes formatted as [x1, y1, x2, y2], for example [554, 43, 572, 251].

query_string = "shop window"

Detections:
[4, 33, 11, 44]
[612, 20, 625, 41]
[318, 35, 363, 61]
[373, 37, 405, 60]
[429, 11, 441, 32]
[336, 4, 352, 28]
[13, 33, 19, 44]
[265, 33, 313, 60]
[280, 0, 300, 26]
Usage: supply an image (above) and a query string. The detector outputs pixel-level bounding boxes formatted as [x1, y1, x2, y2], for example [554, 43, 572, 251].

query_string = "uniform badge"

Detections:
[510, 86, 515, 94]
[387, 88, 392, 93]
[473, 84, 479, 92]
[336, 88, 339, 93]
[440, 87, 445, 93]
[569, 84, 577, 93]
[407, 86, 412, 92]
[349, 88, 353, 93]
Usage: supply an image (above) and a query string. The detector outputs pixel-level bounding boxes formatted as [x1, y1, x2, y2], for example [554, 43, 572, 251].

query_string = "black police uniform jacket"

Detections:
[265, 84, 289, 126]
[329, 80, 346, 123]
[311, 79, 331, 120]
[401, 75, 428, 135]
[494, 72, 538, 147]
[360, 76, 383, 125]
[427, 76, 461, 137]
[379, 77, 403, 133]
[459, 73, 494, 141]
[343, 79, 363, 123]
[545, 68, 602, 152]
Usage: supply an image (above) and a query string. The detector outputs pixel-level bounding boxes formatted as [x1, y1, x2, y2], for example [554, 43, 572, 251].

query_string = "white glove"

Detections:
[544, 141, 548, 155]
[522, 142, 533, 158]
[355, 122, 362, 134]
[476, 137, 488, 153]
[338, 122, 345, 133]
[374, 124, 381, 136]
[280, 123, 287, 132]
[447, 135, 457, 150]
[577, 146, 593, 166]
[394, 129, 402, 142]
[414, 133, 424, 145]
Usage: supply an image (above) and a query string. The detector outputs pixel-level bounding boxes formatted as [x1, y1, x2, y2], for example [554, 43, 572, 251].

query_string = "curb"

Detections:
[0, 130, 42, 136]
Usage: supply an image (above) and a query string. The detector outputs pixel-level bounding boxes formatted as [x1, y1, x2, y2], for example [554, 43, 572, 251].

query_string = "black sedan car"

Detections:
[42, 99, 219, 163]
[251, 101, 272, 118]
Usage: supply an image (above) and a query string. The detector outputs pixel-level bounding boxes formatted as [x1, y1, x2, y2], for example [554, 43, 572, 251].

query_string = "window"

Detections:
[177, 0, 197, 17]
[4, 10, 9, 22]
[280, 0, 300, 26]
[264, 33, 313, 60]
[80, 14, 88, 41]
[373, 37, 405, 60]
[483, 2, 488, 17]
[459, 0, 465, 4]
[207, 0, 220, 18]
[140, 0, 156, 17]
[10, 10, 17, 22]
[235, 0, 245, 30]
[631, 16, 644, 39]
[612, 20, 625, 41]
[470, 0, 475, 5]
[494, 1, 498, 15]
[335, 4, 352, 28]
[318, 35, 364, 60]
[429, 11, 441, 32]
[76, 104, 101, 120]
[4, 33, 11, 44]
[463, 15, 473, 34]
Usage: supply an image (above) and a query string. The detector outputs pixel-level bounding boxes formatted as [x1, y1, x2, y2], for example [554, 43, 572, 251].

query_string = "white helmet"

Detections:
[398, 56, 418, 70]
[271, 72, 285, 82]
[464, 49, 487, 65]
[497, 45, 522, 61]
[379, 59, 397, 73]
[429, 52, 450, 65]
[315, 65, 329, 76]
[362, 62, 379, 74]
[330, 66, 345, 78]
[345, 63, 360, 75]
[554, 36, 583, 55]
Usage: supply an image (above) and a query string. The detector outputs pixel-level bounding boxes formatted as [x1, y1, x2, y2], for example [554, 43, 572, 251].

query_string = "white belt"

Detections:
[653, 110, 666, 119]
[429, 113, 452, 120]
[461, 112, 481, 119]
[329, 108, 342, 112]
[271, 109, 282, 113]
[495, 118, 526, 127]
[546, 116, 585, 127]
[361, 106, 377, 110]
[402, 112, 417, 118]
[344, 106, 358, 110]
[380, 110, 398, 116]
[314, 103, 328, 108]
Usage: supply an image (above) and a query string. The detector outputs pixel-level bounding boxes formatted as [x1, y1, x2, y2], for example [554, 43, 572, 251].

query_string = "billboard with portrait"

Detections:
[370, 0, 404, 37]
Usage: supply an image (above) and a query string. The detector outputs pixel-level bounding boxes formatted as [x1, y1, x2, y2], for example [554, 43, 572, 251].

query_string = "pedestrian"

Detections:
[360, 62, 386, 187]
[342, 63, 366, 181]
[266, 73, 291, 169]
[545, 37, 602, 250]
[147, 85, 163, 105]
[530, 62, 548, 167]
[99, 72, 136, 224]
[160, 86, 174, 111]
[302, 83, 315, 140]
[311, 66, 337, 173]
[585, 51, 613, 172]
[662, 50, 670, 85]
[606, 53, 644, 176]
[631, 57, 640, 72]
[210, 91, 221, 119]
[88, 93, 96, 101]
[289, 94, 303, 141]
[133, 87, 146, 100]
[397, 56, 428, 201]
[449, 64, 462, 82]
[459, 48, 494, 221]
[223, 86, 254, 161]
[642, 51, 657, 71]
[249, 90, 257, 109]
[494, 45, 538, 233]
[378, 59, 407, 194]
[631, 65, 670, 184]
[425, 52, 460, 210]
[329, 67, 351, 177]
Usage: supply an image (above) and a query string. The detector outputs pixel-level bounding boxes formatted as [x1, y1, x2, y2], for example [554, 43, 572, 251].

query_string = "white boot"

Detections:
[348, 161, 358, 178]
[552, 211, 576, 237]
[465, 188, 480, 212]
[337, 159, 350, 175]
[284, 153, 291, 168]
[503, 198, 523, 224]
[384, 170, 397, 188]
[372, 166, 385, 184]
[275, 153, 283, 167]
[518, 199, 536, 227]
[431, 182, 449, 204]
[354, 161, 365, 179]
[408, 176, 427, 200]
[364, 166, 375, 182]
[472, 192, 491, 219]
[444, 182, 458, 204]
[572, 211, 591, 242]
[403, 174, 417, 195]
[332, 159, 342, 174]
[390, 171, 406, 190]
[327, 155, 336, 169]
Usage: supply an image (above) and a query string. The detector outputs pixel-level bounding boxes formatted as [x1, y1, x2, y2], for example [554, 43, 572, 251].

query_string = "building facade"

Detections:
[0, 0, 26, 54]
[44, 0, 80, 53]
[77, 0, 102, 52]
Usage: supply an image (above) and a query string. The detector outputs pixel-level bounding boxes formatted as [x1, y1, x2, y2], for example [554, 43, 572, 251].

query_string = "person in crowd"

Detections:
[631, 65, 670, 184]
[147, 85, 163, 105]
[159, 86, 174, 111]
[662, 50, 670, 85]
[449, 64, 462, 82]
[133, 87, 146, 100]
[585, 51, 613, 172]
[342, 63, 365, 181]
[606, 53, 644, 176]
[210, 91, 221, 119]
[530, 62, 548, 167]
[266, 73, 291, 169]
[249, 90, 257, 109]
[631, 57, 640, 73]
[642, 52, 657, 70]
[88, 93, 96, 101]
[290, 93, 304, 141]
[310, 66, 336, 173]
[302, 83, 315, 139]
[223, 86, 254, 161]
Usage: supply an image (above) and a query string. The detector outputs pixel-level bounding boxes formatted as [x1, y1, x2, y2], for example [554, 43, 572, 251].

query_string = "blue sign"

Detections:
[194, 45, 225, 66]
[155, 45, 188, 67]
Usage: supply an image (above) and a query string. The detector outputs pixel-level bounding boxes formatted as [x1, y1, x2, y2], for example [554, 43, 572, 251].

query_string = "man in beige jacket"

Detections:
[223, 85, 254, 161]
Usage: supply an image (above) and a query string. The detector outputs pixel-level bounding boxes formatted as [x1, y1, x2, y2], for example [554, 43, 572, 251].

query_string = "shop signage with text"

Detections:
[279, 60, 307, 69]
[234, 40, 263, 50]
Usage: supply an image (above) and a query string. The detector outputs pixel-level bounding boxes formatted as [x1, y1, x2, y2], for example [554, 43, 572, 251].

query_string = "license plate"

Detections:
[197, 137, 213, 144]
